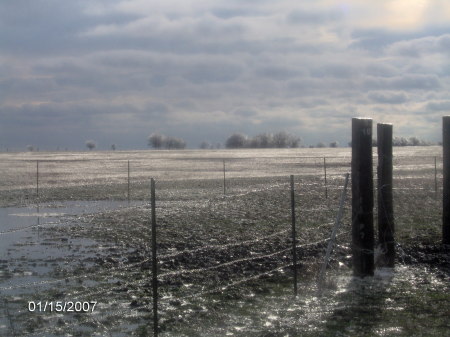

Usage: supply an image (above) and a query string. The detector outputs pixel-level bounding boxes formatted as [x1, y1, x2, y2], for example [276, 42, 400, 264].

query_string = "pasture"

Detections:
[0, 147, 448, 336]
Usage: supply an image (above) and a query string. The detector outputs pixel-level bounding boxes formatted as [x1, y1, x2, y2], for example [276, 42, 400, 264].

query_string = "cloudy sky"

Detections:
[1, 0, 449, 150]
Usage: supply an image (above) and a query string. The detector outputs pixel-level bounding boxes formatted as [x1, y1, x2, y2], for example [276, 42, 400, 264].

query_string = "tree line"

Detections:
[224, 132, 301, 148]
[148, 133, 186, 149]
[48, 134, 435, 152]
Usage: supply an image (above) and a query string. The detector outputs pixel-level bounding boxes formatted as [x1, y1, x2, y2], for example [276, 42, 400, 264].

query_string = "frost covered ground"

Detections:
[0, 147, 448, 336]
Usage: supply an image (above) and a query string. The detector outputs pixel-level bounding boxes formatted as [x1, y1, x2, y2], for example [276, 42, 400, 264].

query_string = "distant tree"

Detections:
[316, 142, 326, 148]
[225, 133, 247, 148]
[289, 136, 301, 148]
[148, 133, 186, 149]
[85, 140, 96, 151]
[111, 144, 116, 151]
[252, 133, 273, 148]
[148, 133, 165, 149]
[273, 131, 289, 148]
[165, 137, 186, 149]
[226, 131, 301, 149]
[329, 141, 339, 148]
[199, 141, 210, 149]
[26, 145, 34, 152]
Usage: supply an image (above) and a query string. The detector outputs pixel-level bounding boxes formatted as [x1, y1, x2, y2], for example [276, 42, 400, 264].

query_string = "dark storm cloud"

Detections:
[310, 63, 357, 79]
[183, 63, 243, 84]
[255, 65, 304, 80]
[286, 8, 344, 25]
[1, 0, 449, 149]
[363, 74, 441, 91]
[387, 34, 450, 58]
[426, 101, 450, 112]
[232, 108, 257, 117]
[0, 0, 141, 56]
[367, 91, 408, 104]
[211, 7, 259, 19]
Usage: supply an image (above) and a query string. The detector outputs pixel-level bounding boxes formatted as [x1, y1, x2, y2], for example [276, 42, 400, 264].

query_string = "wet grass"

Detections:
[0, 148, 448, 336]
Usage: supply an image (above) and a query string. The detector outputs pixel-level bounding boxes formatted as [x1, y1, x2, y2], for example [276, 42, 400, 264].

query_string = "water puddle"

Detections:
[0, 200, 137, 292]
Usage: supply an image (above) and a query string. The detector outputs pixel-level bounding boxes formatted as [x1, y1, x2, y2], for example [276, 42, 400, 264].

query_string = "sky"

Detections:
[1, 0, 449, 151]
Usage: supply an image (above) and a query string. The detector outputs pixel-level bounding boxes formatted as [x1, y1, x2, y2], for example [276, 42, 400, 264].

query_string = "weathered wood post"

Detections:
[352, 118, 374, 277]
[151, 178, 158, 336]
[290, 175, 298, 296]
[377, 123, 395, 267]
[443, 116, 450, 244]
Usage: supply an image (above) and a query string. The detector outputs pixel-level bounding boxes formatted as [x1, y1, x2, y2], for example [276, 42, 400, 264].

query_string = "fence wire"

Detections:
[0, 151, 444, 336]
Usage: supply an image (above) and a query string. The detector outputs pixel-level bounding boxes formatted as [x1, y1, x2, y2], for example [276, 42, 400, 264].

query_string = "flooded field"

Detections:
[0, 147, 448, 336]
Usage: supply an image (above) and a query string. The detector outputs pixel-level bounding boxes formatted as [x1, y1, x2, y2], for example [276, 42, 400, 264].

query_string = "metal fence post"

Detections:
[290, 175, 298, 297]
[128, 160, 130, 205]
[324, 157, 328, 199]
[223, 160, 226, 195]
[151, 178, 158, 336]
[435, 156, 438, 197]
[317, 173, 350, 289]
[36, 160, 39, 198]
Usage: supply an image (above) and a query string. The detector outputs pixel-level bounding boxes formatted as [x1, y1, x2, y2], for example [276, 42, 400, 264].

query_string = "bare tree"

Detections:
[85, 140, 96, 151]
[329, 141, 339, 148]
[199, 141, 211, 149]
[273, 131, 289, 148]
[316, 142, 326, 148]
[111, 144, 116, 151]
[165, 137, 186, 149]
[251, 133, 273, 148]
[148, 133, 165, 149]
[26, 145, 34, 152]
[225, 133, 247, 148]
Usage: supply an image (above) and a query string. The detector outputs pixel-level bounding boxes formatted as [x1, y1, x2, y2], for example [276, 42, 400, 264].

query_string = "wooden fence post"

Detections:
[151, 178, 158, 336]
[290, 175, 298, 297]
[377, 123, 395, 267]
[443, 116, 450, 244]
[351, 118, 374, 277]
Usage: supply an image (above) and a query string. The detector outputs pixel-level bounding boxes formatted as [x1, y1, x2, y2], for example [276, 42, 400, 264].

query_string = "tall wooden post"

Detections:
[290, 175, 298, 296]
[377, 123, 395, 267]
[151, 178, 158, 336]
[352, 118, 374, 277]
[443, 116, 450, 244]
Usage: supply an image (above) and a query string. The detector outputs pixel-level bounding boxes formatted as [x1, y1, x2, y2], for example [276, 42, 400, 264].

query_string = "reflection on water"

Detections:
[163, 264, 448, 336]
[0, 200, 134, 294]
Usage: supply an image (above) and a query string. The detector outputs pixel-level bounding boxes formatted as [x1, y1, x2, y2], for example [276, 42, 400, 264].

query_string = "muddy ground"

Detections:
[0, 148, 448, 336]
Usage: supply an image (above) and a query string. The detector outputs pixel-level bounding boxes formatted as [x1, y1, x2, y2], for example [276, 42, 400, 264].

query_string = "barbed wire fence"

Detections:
[0, 153, 443, 335]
